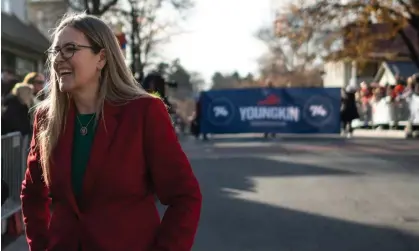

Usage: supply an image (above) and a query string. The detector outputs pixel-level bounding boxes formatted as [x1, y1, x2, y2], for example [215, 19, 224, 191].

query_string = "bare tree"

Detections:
[189, 72, 206, 93]
[256, 22, 322, 87]
[65, 0, 119, 16]
[256, 23, 316, 72]
[110, 0, 194, 80]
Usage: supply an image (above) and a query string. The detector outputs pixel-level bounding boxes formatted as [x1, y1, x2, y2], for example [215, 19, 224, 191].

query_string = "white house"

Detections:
[1, 0, 49, 75]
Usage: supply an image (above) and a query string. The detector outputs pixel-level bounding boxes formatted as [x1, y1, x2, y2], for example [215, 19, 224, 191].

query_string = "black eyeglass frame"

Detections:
[46, 43, 99, 61]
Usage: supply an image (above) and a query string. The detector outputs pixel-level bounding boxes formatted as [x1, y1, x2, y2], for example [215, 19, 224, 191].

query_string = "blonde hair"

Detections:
[36, 13, 148, 186]
[22, 72, 40, 84]
[11, 82, 33, 96]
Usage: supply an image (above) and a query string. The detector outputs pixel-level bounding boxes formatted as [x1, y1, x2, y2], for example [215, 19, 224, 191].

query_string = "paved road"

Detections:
[181, 134, 419, 251]
[4, 135, 419, 251]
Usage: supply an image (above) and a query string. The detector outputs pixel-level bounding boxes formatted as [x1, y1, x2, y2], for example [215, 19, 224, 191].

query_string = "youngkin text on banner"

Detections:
[199, 87, 341, 134]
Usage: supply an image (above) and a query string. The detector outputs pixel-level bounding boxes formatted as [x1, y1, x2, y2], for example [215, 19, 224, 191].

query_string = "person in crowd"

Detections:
[340, 82, 359, 138]
[369, 85, 394, 130]
[191, 93, 208, 140]
[406, 75, 419, 134]
[392, 77, 405, 99]
[189, 111, 199, 136]
[21, 13, 201, 251]
[19, 72, 46, 126]
[263, 81, 277, 139]
[1, 83, 34, 136]
[401, 74, 416, 100]
[23, 72, 46, 102]
[383, 84, 397, 128]
[357, 81, 372, 127]
[370, 86, 385, 103]
[142, 72, 174, 114]
[385, 84, 395, 102]
[1, 68, 19, 97]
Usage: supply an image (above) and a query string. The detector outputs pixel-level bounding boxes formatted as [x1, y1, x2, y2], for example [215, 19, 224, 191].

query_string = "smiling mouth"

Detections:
[60, 73, 72, 78]
[58, 69, 73, 77]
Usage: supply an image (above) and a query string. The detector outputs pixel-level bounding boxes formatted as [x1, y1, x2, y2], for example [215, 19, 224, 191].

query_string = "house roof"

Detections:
[385, 61, 419, 78]
[1, 12, 50, 54]
[374, 60, 419, 83]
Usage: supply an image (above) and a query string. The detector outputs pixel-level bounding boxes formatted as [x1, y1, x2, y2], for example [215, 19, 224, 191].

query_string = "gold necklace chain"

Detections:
[76, 114, 95, 136]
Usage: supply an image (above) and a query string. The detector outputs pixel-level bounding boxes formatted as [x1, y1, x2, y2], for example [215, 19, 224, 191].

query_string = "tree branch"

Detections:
[396, 0, 410, 12]
[99, 0, 118, 15]
[109, 6, 130, 16]
[398, 28, 419, 68]
[170, 0, 194, 11]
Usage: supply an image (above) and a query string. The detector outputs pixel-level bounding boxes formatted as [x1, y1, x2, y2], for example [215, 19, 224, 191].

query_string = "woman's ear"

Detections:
[97, 49, 107, 70]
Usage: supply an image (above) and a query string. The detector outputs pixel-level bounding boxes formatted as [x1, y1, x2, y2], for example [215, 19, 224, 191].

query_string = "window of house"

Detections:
[3, 0, 11, 13]
[1, 51, 16, 71]
[36, 10, 45, 33]
[16, 57, 37, 76]
[37, 10, 44, 21]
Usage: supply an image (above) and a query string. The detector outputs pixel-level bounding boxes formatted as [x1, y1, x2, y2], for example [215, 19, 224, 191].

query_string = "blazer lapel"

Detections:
[53, 101, 81, 217]
[81, 101, 121, 203]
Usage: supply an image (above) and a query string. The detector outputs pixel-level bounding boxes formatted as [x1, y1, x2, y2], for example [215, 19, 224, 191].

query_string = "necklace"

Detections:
[76, 114, 96, 136]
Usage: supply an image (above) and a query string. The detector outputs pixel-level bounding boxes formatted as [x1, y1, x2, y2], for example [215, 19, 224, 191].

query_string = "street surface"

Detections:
[4, 134, 419, 251]
[183, 134, 419, 251]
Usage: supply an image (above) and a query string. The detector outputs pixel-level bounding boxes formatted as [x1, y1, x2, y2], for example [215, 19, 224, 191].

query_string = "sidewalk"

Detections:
[205, 130, 416, 140]
[353, 129, 419, 139]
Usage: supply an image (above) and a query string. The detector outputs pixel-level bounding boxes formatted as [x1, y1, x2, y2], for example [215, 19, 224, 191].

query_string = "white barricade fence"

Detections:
[409, 94, 419, 124]
[354, 96, 413, 128]
[1, 132, 30, 234]
[371, 97, 393, 125]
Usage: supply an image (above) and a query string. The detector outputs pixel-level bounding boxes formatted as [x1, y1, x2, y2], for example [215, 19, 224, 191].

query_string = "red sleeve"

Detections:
[144, 98, 202, 251]
[20, 110, 51, 251]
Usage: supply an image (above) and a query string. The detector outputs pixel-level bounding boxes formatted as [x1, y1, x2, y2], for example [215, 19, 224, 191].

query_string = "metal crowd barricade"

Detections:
[1, 132, 28, 221]
[354, 99, 412, 128]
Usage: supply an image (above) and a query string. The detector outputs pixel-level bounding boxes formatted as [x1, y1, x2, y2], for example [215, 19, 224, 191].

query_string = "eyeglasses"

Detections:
[46, 43, 95, 61]
[32, 80, 44, 85]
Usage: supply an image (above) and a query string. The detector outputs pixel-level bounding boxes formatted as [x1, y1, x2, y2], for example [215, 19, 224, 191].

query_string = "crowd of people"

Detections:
[1, 70, 46, 209]
[3, 68, 418, 141]
[1, 70, 46, 137]
[1, 67, 199, 139]
[341, 73, 419, 138]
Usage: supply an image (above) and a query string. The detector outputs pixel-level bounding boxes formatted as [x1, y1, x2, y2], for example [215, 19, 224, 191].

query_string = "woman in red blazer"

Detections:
[20, 13, 202, 251]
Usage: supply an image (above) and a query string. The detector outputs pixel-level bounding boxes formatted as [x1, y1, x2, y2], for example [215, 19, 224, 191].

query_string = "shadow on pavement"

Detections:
[180, 156, 419, 251]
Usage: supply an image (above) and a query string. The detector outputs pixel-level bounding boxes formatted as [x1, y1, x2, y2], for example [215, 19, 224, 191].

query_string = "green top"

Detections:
[71, 113, 97, 203]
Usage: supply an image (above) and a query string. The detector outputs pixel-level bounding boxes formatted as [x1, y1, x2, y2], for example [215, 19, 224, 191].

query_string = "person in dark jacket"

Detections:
[1, 83, 34, 136]
[142, 72, 174, 113]
[1, 68, 19, 97]
[190, 97, 201, 138]
[263, 81, 276, 139]
[341, 84, 360, 138]
[191, 94, 208, 140]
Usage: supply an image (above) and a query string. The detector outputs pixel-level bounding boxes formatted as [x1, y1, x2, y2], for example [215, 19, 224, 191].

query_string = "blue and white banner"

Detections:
[199, 87, 341, 134]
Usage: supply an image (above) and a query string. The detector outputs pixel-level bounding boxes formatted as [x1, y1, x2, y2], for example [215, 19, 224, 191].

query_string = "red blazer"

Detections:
[21, 97, 202, 251]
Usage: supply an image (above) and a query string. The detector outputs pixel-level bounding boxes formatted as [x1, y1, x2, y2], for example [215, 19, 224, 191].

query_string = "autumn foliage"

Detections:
[275, 0, 419, 67]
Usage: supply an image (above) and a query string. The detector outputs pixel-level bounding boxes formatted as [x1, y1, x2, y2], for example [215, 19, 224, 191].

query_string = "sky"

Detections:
[161, 0, 274, 83]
